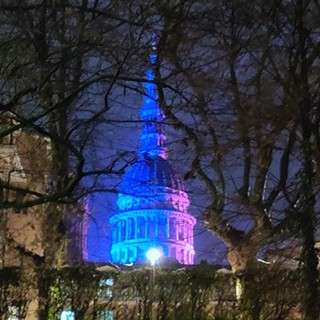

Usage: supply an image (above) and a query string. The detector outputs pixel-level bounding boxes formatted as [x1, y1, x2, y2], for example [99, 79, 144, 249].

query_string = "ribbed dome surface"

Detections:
[120, 156, 185, 194]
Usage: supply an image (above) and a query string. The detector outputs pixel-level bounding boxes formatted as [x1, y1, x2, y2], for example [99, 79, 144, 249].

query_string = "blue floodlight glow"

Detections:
[109, 38, 196, 265]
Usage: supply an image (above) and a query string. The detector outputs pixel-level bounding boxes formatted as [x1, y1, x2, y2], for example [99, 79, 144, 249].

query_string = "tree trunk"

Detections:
[227, 246, 263, 320]
[296, 1, 320, 318]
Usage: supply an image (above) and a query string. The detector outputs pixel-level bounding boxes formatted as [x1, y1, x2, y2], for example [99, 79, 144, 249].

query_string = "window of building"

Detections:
[60, 310, 75, 320]
[147, 219, 155, 238]
[158, 217, 166, 238]
[169, 218, 176, 239]
[99, 278, 114, 298]
[7, 306, 19, 320]
[6, 303, 27, 320]
[96, 310, 114, 320]
[137, 247, 146, 262]
[120, 220, 126, 241]
[178, 221, 185, 241]
[137, 217, 145, 238]
[128, 218, 135, 239]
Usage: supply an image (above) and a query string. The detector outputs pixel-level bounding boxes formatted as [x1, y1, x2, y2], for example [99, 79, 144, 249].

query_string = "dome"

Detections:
[110, 42, 196, 266]
[120, 156, 185, 195]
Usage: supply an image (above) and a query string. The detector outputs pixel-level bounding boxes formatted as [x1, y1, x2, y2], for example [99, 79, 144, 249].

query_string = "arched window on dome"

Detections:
[137, 247, 145, 262]
[158, 217, 166, 239]
[169, 218, 176, 239]
[128, 247, 136, 262]
[128, 218, 135, 239]
[120, 220, 126, 241]
[137, 217, 145, 238]
[178, 221, 185, 241]
[147, 218, 155, 238]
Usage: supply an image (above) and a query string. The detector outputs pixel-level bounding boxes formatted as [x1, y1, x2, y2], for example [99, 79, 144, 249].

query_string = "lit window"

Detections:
[96, 310, 114, 320]
[7, 306, 19, 320]
[137, 217, 145, 238]
[178, 221, 184, 240]
[120, 220, 126, 241]
[169, 218, 175, 239]
[147, 219, 155, 237]
[158, 218, 166, 238]
[105, 278, 114, 286]
[60, 310, 75, 320]
[99, 278, 114, 298]
[128, 218, 135, 239]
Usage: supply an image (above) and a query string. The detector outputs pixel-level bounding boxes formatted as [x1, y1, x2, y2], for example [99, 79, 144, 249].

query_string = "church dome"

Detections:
[110, 39, 195, 266]
[120, 156, 185, 195]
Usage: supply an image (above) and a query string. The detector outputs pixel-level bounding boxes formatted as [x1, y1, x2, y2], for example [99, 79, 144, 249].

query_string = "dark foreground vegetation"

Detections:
[0, 263, 304, 319]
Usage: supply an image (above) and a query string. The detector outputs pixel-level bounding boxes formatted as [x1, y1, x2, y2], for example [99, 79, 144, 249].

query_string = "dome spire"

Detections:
[138, 35, 167, 159]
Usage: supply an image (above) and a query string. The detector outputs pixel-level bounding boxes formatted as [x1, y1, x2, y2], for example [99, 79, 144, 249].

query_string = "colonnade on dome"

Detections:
[110, 211, 195, 265]
[110, 207, 196, 265]
[111, 211, 195, 246]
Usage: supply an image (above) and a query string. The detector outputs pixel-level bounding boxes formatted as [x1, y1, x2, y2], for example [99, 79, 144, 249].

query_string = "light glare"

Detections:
[146, 248, 162, 266]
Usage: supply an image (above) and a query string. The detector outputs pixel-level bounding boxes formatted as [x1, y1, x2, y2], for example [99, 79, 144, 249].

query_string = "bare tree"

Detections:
[149, 0, 320, 317]
[0, 0, 156, 317]
[2, 0, 320, 318]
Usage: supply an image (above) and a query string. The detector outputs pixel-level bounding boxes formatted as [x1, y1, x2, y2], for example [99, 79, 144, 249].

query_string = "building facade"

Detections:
[0, 117, 89, 319]
[110, 43, 196, 265]
[0, 118, 88, 267]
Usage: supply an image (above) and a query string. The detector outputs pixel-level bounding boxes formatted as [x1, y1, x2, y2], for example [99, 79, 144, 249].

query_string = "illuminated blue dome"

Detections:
[120, 156, 185, 195]
[110, 38, 196, 265]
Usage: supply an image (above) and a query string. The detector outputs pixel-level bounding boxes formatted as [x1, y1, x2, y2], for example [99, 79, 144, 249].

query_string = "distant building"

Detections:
[0, 118, 88, 267]
[109, 42, 196, 265]
[0, 120, 49, 268]
[65, 199, 89, 263]
[0, 116, 89, 319]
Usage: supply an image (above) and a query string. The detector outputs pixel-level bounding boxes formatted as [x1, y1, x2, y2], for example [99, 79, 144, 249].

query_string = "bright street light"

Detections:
[146, 248, 162, 266]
